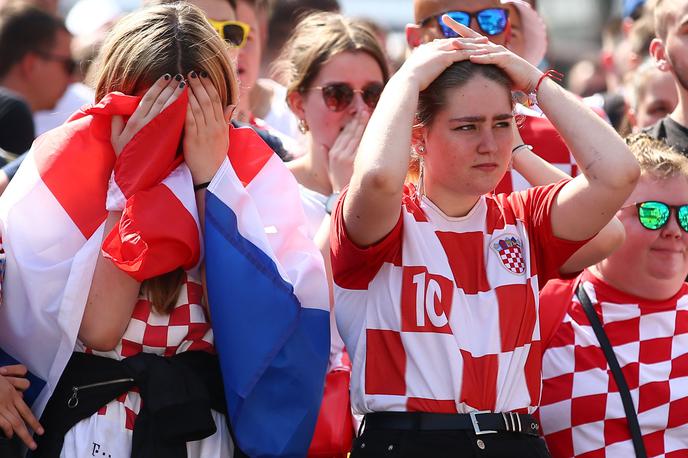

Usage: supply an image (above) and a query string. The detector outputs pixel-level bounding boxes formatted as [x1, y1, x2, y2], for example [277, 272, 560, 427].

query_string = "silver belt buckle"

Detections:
[469, 410, 497, 435]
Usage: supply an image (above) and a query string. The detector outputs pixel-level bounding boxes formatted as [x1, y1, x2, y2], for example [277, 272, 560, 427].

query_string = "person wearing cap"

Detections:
[407, 0, 577, 195]
[647, 0, 688, 156]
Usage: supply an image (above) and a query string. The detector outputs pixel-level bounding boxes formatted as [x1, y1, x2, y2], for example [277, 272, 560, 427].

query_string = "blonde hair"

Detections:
[91, 3, 239, 313]
[626, 133, 688, 180]
[274, 11, 389, 98]
[92, 2, 238, 108]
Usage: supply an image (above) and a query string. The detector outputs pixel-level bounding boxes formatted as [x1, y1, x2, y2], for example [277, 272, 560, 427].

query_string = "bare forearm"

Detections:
[536, 78, 638, 188]
[512, 146, 570, 186]
[345, 75, 419, 246]
[352, 75, 419, 195]
[80, 211, 141, 351]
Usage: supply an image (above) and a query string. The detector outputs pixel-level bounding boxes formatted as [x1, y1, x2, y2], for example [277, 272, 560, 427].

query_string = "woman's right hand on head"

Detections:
[396, 35, 490, 91]
[110, 74, 186, 156]
[441, 16, 543, 93]
[325, 109, 370, 192]
[0, 374, 43, 450]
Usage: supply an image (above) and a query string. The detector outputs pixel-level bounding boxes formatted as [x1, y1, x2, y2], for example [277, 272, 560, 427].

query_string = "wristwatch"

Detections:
[325, 192, 340, 215]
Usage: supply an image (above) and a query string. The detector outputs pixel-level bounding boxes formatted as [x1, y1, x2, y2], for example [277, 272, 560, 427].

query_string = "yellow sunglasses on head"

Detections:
[207, 18, 250, 48]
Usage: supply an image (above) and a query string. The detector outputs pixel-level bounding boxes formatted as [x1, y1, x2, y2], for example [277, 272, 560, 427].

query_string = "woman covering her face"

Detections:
[330, 16, 640, 457]
[0, 3, 328, 457]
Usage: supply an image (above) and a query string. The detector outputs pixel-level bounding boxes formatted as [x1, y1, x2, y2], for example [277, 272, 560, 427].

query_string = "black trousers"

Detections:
[350, 428, 552, 458]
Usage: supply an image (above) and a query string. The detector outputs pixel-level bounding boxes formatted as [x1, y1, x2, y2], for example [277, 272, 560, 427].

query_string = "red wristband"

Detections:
[535, 69, 564, 94]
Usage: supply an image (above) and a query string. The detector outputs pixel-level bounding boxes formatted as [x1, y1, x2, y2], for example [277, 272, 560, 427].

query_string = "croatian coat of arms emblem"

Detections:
[491, 235, 526, 275]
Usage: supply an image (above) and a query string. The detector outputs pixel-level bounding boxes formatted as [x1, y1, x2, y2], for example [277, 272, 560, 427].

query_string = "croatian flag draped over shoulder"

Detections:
[204, 128, 330, 457]
[0, 90, 330, 457]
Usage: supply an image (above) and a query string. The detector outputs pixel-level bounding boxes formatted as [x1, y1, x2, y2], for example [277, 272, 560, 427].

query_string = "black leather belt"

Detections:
[364, 411, 540, 437]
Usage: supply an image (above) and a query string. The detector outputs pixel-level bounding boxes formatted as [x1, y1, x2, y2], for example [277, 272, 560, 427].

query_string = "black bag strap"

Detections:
[576, 284, 647, 458]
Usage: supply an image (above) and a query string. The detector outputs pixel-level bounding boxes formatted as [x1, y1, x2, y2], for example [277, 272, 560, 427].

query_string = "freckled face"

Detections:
[422, 74, 514, 198]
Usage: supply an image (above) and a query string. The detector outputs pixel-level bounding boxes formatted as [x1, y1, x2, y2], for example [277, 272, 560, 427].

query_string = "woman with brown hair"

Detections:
[275, 13, 390, 455]
[280, 11, 389, 241]
[0, 2, 296, 456]
[277, 8, 388, 349]
[330, 17, 640, 457]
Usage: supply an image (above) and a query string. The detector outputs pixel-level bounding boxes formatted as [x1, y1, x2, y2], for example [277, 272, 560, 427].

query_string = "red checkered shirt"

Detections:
[331, 180, 588, 415]
[538, 270, 688, 457]
[76, 269, 214, 430]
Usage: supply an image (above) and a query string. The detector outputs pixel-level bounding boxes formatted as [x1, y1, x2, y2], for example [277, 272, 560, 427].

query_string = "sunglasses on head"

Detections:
[421, 8, 509, 37]
[34, 50, 76, 75]
[633, 201, 688, 232]
[310, 82, 384, 112]
[207, 18, 250, 48]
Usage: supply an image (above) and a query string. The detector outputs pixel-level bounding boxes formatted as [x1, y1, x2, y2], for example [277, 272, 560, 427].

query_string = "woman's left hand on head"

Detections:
[184, 71, 233, 185]
[441, 15, 543, 93]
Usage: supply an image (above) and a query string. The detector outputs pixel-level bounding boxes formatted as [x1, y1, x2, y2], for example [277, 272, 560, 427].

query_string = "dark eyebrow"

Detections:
[449, 114, 514, 122]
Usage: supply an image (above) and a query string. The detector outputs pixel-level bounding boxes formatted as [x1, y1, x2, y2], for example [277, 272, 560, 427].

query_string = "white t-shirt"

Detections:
[298, 185, 347, 372]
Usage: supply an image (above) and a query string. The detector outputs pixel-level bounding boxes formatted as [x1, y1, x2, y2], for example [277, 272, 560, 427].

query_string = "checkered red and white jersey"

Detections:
[70, 269, 215, 439]
[494, 109, 578, 195]
[538, 270, 688, 457]
[331, 180, 588, 415]
[76, 269, 214, 360]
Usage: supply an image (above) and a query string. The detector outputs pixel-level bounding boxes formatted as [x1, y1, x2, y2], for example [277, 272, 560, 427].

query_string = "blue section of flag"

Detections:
[0, 349, 45, 407]
[204, 192, 329, 457]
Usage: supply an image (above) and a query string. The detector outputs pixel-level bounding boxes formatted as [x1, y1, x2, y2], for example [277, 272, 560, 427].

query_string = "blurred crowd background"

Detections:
[0, 0, 665, 177]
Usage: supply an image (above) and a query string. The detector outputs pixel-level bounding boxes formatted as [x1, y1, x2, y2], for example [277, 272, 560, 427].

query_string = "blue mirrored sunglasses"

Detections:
[426, 8, 509, 37]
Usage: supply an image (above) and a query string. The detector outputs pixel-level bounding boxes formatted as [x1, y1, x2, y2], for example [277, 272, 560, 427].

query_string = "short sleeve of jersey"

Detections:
[538, 275, 579, 352]
[505, 179, 592, 288]
[330, 186, 403, 290]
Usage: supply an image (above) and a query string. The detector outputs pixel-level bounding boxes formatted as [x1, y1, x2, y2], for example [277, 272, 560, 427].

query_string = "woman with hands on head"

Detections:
[331, 17, 640, 457]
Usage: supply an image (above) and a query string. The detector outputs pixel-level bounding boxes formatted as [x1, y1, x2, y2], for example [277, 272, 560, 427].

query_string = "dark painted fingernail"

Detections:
[190, 71, 197, 79]
[163, 73, 171, 81]
[179, 81, 186, 89]
[200, 70, 208, 78]
[174, 74, 183, 81]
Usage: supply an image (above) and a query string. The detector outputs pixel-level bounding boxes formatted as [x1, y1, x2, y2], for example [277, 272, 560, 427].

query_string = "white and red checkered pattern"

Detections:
[494, 110, 578, 195]
[72, 269, 214, 436]
[538, 270, 688, 457]
[331, 180, 587, 416]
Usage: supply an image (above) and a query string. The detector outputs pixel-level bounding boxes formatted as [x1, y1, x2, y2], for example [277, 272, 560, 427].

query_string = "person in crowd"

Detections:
[234, 0, 264, 125]
[250, 0, 341, 147]
[0, 1, 74, 157]
[0, 364, 42, 452]
[330, 16, 639, 456]
[566, 59, 608, 98]
[407, 0, 578, 194]
[501, 0, 547, 68]
[538, 134, 688, 457]
[149, 0, 291, 160]
[625, 60, 678, 133]
[648, 0, 688, 154]
[0, 3, 327, 456]
[233, 0, 300, 154]
[279, 11, 388, 245]
[262, 0, 340, 78]
[275, 12, 388, 454]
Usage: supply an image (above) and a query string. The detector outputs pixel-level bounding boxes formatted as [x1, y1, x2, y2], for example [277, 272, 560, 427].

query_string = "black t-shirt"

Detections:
[645, 116, 688, 156]
[0, 87, 34, 156]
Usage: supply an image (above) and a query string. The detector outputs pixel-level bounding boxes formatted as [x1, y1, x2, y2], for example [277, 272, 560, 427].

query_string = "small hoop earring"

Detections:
[298, 118, 309, 134]
[417, 145, 425, 154]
